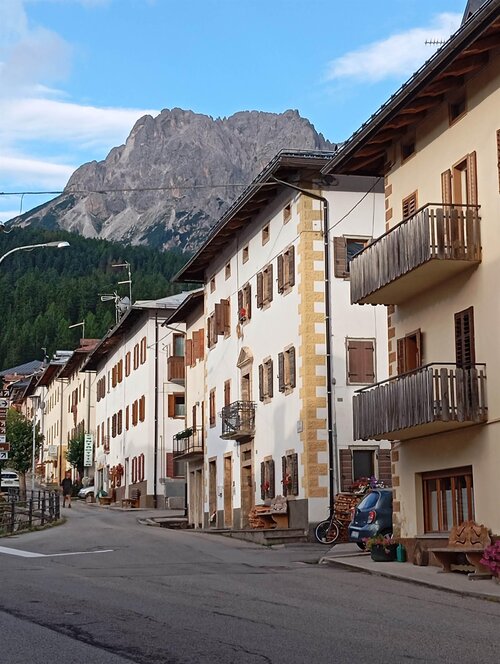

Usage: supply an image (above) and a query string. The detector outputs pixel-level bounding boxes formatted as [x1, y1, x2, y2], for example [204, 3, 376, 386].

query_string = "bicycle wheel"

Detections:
[314, 520, 340, 545]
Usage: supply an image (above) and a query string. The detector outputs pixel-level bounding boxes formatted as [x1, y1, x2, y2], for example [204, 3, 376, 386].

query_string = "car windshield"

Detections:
[357, 492, 379, 510]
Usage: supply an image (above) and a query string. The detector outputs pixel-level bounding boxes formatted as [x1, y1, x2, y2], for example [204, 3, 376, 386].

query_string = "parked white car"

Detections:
[1, 470, 20, 490]
[78, 485, 95, 501]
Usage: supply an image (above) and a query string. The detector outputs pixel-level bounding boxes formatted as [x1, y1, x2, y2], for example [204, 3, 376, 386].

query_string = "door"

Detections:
[208, 460, 217, 527]
[223, 455, 233, 527]
[240, 442, 254, 528]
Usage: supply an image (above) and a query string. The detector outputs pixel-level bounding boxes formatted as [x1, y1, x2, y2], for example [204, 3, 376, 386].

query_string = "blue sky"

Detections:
[0, 0, 466, 222]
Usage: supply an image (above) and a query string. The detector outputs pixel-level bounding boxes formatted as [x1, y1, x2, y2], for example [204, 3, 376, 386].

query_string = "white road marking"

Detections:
[0, 546, 113, 558]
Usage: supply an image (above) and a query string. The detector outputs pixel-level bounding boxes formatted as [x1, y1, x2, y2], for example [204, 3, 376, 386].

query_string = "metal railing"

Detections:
[221, 401, 256, 440]
[353, 363, 487, 441]
[0, 490, 61, 535]
[350, 204, 481, 304]
[173, 426, 204, 458]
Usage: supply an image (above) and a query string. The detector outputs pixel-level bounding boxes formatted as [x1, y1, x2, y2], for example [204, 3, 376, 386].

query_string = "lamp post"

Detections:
[0, 241, 70, 266]
[30, 395, 40, 492]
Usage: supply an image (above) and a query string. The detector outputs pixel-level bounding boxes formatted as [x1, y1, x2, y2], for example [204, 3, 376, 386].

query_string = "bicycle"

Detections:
[314, 512, 344, 545]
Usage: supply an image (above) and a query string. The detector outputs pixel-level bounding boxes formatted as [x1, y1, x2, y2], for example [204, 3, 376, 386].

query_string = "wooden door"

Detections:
[208, 460, 217, 527]
[240, 443, 254, 528]
[223, 455, 233, 527]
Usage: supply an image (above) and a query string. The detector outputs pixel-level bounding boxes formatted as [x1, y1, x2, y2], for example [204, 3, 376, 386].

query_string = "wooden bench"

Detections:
[99, 496, 112, 506]
[429, 520, 491, 579]
[249, 496, 288, 529]
[121, 488, 141, 509]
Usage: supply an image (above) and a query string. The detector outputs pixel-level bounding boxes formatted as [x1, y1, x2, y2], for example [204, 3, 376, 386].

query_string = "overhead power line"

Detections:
[0, 183, 258, 197]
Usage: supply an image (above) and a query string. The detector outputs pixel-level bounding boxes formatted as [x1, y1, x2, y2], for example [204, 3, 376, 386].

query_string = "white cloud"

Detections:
[326, 13, 462, 83]
[0, 153, 75, 186]
[0, 210, 24, 223]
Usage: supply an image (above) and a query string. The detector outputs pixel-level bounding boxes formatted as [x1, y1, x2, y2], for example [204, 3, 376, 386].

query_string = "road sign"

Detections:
[84, 433, 94, 467]
[0, 442, 9, 452]
[0, 451, 8, 460]
[0, 435, 6, 444]
[0, 390, 9, 398]
[0, 399, 8, 408]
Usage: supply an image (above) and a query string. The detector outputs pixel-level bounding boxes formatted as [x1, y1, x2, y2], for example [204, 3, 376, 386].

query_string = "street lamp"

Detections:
[0, 241, 70, 266]
[30, 395, 41, 492]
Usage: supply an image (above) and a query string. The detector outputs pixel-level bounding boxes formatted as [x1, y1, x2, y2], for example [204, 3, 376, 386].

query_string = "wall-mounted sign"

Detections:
[84, 434, 94, 467]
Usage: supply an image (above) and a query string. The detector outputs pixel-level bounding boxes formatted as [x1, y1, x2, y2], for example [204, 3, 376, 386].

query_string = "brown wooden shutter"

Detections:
[466, 151, 478, 206]
[347, 340, 375, 384]
[277, 254, 284, 292]
[397, 337, 406, 375]
[210, 313, 217, 346]
[260, 461, 266, 500]
[256, 272, 264, 308]
[192, 331, 200, 363]
[441, 169, 452, 205]
[237, 289, 243, 315]
[339, 449, 353, 491]
[167, 394, 175, 418]
[244, 284, 252, 320]
[185, 338, 193, 367]
[278, 352, 285, 392]
[289, 347, 296, 388]
[258, 364, 264, 402]
[268, 459, 275, 498]
[192, 404, 197, 429]
[288, 246, 295, 288]
[291, 453, 299, 496]
[402, 192, 417, 219]
[333, 237, 348, 278]
[224, 299, 230, 334]
[166, 452, 174, 479]
[377, 449, 392, 487]
[267, 360, 274, 398]
[215, 302, 225, 335]
[224, 380, 231, 407]
[126, 405, 129, 430]
[206, 317, 211, 348]
[197, 328, 205, 359]
[455, 307, 475, 368]
[267, 263, 273, 302]
[281, 456, 288, 497]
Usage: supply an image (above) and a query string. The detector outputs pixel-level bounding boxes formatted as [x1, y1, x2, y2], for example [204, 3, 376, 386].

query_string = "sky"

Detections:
[0, 0, 467, 222]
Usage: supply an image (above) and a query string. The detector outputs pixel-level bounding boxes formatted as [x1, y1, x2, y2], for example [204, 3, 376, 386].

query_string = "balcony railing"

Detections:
[353, 363, 487, 441]
[350, 204, 481, 305]
[220, 401, 256, 441]
[173, 426, 204, 459]
[167, 355, 185, 384]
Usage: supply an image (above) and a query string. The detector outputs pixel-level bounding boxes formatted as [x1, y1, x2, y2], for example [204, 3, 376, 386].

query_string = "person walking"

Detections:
[61, 471, 73, 508]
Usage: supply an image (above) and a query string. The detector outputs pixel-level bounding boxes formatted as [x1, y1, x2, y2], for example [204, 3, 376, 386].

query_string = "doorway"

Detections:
[223, 455, 233, 528]
[240, 442, 254, 528]
[208, 459, 217, 527]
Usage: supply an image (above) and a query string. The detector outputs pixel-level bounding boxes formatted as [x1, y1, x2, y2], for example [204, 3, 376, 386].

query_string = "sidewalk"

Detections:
[320, 543, 500, 602]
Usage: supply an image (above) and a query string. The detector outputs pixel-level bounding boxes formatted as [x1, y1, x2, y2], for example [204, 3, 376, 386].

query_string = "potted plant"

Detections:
[480, 541, 500, 582]
[364, 533, 398, 562]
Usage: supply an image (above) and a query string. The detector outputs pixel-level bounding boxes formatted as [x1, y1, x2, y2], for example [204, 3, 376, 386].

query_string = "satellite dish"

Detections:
[117, 296, 131, 315]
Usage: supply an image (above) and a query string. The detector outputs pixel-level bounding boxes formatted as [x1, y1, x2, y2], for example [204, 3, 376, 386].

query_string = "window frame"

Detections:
[422, 466, 474, 533]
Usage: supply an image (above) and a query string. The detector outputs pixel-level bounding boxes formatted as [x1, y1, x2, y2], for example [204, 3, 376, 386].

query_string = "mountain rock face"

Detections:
[12, 109, 334, 252]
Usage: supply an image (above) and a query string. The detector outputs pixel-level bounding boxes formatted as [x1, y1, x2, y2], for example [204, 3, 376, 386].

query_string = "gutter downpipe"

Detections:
[154, 313, 159, 509]
[271, 176, 338, 517]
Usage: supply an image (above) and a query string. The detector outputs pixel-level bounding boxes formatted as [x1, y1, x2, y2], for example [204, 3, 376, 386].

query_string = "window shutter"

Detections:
[278, 352, 285, 392]
[267, 263, 273, 302]
[197, 328, 205, 360]
[441, 169, 452, 205]
[397, 338, 406, 375]
[215, 303, 225, 335]
[291, 453, 299, 496]
[126, 406, 129, 431]
[185, 338, 193, 367]
[238, 289, 243, 315]
[455, 307, 475, 369]
[289, 347, 296, 388]
[260, 462, 266, 500]
[277, 254, 284, 293]
[256, 272, 264, 308]
[287, 246, 295, 288]
[333, 237, 348, 278]
[347, 340, 363, 383]
[244, 284, 252, 320]
[210, 313, 217, 346]
[497, 129, 500, 193]
[258, 364, 264, 402]
[466, 151, 478, 206]
[166, 452, 174, 479]
[377, 449, 392, 487]
[167, 394, 175, 418]
[281, 455, 288, 497]
[224, 380, 231, 407]
[269, 459, 275, 498]
[267, 360, 274, 398]
[223, 299, 230, 334]
[339, 449, 353, 492]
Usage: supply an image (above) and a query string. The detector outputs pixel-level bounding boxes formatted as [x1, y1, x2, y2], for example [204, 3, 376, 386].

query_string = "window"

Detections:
[117, 359, 123, 383]
[455, 307, 475, 369]
[237, 284, 252, 322]
[423, 466, 474, 533]
[281, 453, 298, 497]
[225, 262, 231, 280]
[133, 344, 139, 370]
[208, 300, 230, 347]
[192, 328, 204, 362]
[277, 245, 295, 293]
[139, 395, 146, 422]
[112, 365, 117, 388]
[242, 246, 249, 263]
[260, 458, 275, 499]
[210, 277, 216, 293]
[402, 192, 418, 219]
[117, 410, 123, 435]
[258, 358, 274, 401]
[278, 347, 296, 393]
[397, 329, 422, 375]
[112, 414, 117, 438]
[449, 93, 466, 124]
[173, 334, 184, 357]
[126, 405, 129, 431]
[140, 337, 147, 364]
[333, 237, 370, 278]
[401, 136, 415, 161]
[223, 380, 231, 407]
[283, 203, 291, 224]
[167, 393, 185, 418]
[352, 450, 374, 479]
[262, 225, 270, 245]
[125, 352, 131, 377]
[132, 400, 138, 426]
[256, 264, 273, 308]
[347, 339, 376, 385]
[209, 388, 216, 427]
[452, 153, 478, 206]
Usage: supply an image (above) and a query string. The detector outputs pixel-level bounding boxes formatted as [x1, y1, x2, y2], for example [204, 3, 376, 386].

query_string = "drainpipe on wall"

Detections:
[154, 313, 159, 508]
[271, 176, 338, 516]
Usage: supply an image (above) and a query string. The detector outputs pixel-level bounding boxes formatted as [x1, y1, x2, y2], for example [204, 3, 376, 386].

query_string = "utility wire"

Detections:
[0, 182, 268, 196]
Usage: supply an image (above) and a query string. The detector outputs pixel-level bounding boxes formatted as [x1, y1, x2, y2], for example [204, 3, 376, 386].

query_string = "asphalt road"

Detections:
[0, 503, 499, 664]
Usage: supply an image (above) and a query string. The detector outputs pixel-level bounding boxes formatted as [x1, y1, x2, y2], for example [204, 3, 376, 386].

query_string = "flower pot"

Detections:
[370, 543, 398, 562]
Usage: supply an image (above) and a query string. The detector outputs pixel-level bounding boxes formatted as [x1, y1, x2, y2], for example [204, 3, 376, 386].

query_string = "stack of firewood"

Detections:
[248, 506, 272, 529]
[334, 493, 362, 542]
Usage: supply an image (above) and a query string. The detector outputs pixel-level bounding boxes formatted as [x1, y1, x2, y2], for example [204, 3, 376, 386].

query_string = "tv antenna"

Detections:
[69, 320, 85, 341]
[425, 39, 447, 46]
[111, 262, 132, 306]
[100, 291, 131, 324]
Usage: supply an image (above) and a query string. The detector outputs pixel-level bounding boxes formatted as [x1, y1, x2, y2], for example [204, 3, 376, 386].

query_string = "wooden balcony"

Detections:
[173, 426, 204, 459]
[167, 355, 185, 384]
[220, 401, 256, 441]
[353, 363, 487, 441]
[350, 204, 481, 305]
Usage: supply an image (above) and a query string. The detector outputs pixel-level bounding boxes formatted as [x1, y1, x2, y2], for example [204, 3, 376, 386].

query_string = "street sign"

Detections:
[0, 442, 9, 452]
[0, 399, 8, 408]
[0, 390, 9, 398]
[0, 435, 6, 444]
[84, 433, 94, 467]
[0, 452, 8, 460]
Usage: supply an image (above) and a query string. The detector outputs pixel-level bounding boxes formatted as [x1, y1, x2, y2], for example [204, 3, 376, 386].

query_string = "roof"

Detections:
[165, 288, 204, 324]
[174, 150, 337, 283]
[57, 339, 100, 379]
[36, 361, 66, 388]
[0, 359, 43, 378]
[462, 0, 489, 23]
[321, 0, 500, 176]
[82, 292, 192, 372]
